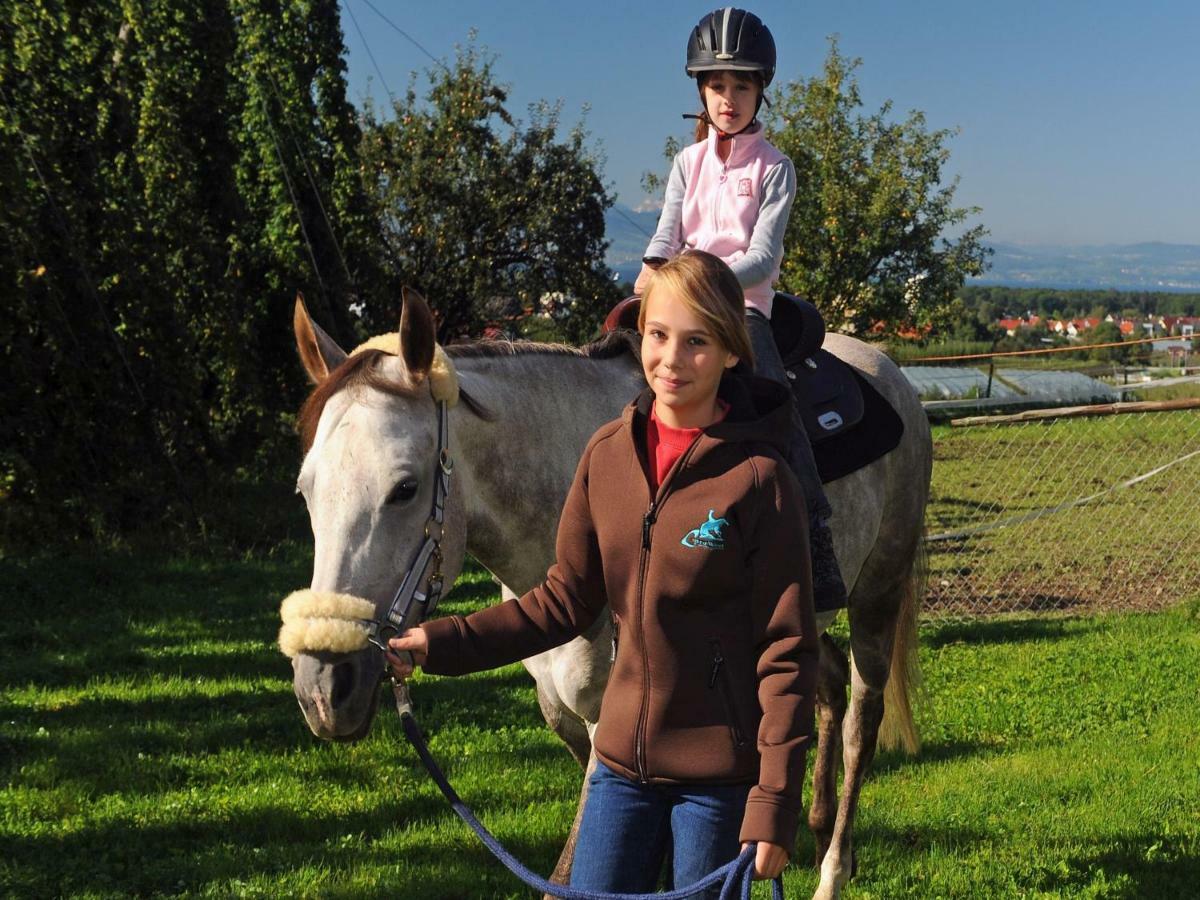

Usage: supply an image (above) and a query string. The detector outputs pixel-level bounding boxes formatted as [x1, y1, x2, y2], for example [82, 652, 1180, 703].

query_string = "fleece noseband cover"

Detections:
[278, 589, 375, 657]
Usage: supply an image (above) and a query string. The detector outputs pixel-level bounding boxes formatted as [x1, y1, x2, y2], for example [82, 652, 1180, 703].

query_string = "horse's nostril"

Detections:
[331, 659, 356, 707]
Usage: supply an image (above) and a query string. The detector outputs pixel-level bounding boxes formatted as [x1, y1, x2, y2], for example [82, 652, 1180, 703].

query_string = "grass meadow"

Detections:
[2, 539, 1198, 899]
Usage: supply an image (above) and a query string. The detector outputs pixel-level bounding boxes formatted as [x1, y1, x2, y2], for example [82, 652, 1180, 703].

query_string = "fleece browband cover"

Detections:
[350, 337, 459, 407]
[278, 589, 376, 657]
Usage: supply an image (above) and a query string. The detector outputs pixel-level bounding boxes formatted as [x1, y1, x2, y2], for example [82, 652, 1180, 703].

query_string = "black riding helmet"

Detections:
[686, 7, 776, 87]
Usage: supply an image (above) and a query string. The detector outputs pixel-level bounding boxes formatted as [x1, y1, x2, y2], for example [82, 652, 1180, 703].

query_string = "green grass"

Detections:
[3, 546, 1199, 898]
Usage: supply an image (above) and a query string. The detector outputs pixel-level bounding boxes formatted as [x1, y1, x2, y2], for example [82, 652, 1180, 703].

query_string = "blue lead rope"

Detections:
[398, 711, 785, 900]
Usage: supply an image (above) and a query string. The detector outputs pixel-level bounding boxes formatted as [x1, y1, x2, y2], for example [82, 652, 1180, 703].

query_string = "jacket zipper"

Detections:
[709, 639, 748, 749]
[632, 437, 702, 783]
[713, 159, 726, 234]
[633, 499, 656, 782]
[713, 136, 734, 234]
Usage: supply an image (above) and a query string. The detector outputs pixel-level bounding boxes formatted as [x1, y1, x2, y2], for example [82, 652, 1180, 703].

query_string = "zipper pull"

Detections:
[642, 503, 657, 549]
[709, 647, 724, 688]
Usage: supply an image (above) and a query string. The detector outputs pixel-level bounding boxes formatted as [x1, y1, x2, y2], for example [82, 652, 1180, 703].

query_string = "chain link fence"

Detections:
[918, 374, 1200, 617]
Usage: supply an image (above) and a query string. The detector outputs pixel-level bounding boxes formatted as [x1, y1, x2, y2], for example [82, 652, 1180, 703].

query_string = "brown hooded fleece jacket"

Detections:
[420, 374, 819, 850]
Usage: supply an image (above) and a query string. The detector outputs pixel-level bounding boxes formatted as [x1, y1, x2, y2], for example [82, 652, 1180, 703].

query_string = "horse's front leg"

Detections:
[812, 609, 896, 900]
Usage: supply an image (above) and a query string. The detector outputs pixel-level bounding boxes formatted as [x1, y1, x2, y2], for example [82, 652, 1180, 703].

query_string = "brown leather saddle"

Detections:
[604, 293, 865, 445]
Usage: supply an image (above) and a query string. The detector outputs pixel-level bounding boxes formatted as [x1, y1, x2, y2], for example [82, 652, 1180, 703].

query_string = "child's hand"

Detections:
[743, 841, 789, 879]
[385, 628, 429, 679]
[633, 263, 655, 296]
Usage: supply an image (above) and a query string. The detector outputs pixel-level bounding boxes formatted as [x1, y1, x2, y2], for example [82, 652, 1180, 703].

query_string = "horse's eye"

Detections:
[385, 478, 419, 506]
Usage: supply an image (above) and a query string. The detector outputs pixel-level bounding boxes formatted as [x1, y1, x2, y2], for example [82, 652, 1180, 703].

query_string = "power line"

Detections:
[342, 0, 397, 103]
[611, 203, 655, 239]
[259, 91, 330, 302]
[357, 0, 449, 72]
[262, 68, 359, 296]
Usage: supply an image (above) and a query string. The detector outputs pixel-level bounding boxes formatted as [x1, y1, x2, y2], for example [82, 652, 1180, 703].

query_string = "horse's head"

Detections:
[287, 289, 466, 741]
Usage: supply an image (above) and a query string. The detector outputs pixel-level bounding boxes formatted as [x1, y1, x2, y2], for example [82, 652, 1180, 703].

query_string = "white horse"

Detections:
[287, 289, 931, 899]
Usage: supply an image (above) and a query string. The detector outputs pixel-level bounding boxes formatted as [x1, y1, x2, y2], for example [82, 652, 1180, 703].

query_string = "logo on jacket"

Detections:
[681, 510, 730, 550]
[737, 178, 753, 198]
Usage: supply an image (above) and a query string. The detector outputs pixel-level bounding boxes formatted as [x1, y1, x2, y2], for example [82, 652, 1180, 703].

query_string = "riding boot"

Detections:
[808, 513, 848, 613]
[745, 308, 849, 612]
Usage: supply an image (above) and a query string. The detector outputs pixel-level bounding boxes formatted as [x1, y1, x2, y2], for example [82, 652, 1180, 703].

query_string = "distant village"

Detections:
[994, 313, 1199, 340]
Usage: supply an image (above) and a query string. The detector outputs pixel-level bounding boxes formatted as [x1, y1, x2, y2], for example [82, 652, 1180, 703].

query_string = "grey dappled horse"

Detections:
[289, 289, 931, 900]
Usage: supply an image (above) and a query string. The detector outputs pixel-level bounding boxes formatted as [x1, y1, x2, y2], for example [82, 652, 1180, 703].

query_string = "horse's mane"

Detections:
[443, 329, 639, 361]
[297, 330, 640, 452]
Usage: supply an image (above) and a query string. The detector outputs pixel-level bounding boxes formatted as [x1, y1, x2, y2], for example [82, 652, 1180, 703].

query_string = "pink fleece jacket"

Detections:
[643, 124, 796, 316]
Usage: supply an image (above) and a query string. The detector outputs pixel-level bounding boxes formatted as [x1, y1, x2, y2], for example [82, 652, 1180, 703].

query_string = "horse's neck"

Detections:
[450, 350, 643, 593]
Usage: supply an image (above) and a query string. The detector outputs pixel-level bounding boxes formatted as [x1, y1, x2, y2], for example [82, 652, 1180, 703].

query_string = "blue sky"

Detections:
[339, 0, 1200, 246]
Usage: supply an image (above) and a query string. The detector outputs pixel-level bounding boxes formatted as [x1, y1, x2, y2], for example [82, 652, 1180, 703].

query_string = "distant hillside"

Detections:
[973, 242, 1200, 292]
[604, 209, 1200, 293]
[604, 204, 660, 282]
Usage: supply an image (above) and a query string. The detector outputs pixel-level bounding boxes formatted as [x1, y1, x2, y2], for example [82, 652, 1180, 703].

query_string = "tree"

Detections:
[1088, 321, 1127, 362]
[0, 0, 381, 535]
[765, 39, 991, 335]
[356, 46, 618, 343]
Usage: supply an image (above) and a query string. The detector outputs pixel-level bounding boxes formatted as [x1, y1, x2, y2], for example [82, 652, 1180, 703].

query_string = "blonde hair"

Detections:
[640, 251, 754, 366]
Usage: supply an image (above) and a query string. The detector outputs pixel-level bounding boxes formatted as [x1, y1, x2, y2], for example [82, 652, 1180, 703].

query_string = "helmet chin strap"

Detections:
[681, 110, 758, 141]
[686, 79, 768, 140]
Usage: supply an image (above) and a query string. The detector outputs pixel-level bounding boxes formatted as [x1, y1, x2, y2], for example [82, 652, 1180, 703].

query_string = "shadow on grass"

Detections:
[1039, 839, 1200, 897]
[2, 793, 507, 897]
[0, 552, 304, 688]
[870, 738, 996, 777]
[0, 553, 508, 691]
[4, 664, 562, 794]
[920, 615, 1101, 649]
[6, 731, 581, 898]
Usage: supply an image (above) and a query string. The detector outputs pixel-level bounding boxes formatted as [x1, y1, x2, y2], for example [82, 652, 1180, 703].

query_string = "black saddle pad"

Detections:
[787, 348, 865, 443]
[810, 368, 906, 484]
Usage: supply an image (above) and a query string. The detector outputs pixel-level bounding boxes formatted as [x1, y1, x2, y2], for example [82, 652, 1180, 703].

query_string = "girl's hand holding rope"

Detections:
[385, 629, 429, 679]
[744, 841, 789, 880]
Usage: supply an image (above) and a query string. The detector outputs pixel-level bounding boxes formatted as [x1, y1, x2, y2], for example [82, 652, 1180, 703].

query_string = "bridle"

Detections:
[365, 397, 453, 655]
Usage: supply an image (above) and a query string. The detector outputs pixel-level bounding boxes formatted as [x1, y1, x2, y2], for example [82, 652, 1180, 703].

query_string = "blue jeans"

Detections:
[745, 308, 833, 523]
[570, 760, 751, 899]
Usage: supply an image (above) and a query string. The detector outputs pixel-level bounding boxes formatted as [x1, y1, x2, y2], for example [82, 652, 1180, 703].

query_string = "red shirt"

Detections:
[646, 401, 729, 492]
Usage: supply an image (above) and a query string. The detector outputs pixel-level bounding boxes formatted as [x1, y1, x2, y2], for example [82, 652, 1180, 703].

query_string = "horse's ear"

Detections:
[294, 293, 347, 384]
[399, 286, 436, 379]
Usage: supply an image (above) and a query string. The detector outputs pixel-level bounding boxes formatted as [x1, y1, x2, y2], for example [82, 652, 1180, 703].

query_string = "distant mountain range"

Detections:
[971, 242, 1200, 292]
[602, 204, 1200, 292]
[604, 204, 661, 283]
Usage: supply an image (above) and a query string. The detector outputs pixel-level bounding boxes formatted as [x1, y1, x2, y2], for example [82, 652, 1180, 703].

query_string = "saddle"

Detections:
[766, 293, 864, 444]
[603, 293, 904, 483]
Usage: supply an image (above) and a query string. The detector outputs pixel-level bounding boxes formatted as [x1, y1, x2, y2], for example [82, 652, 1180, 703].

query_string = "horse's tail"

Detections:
[879, 535, 925, 755]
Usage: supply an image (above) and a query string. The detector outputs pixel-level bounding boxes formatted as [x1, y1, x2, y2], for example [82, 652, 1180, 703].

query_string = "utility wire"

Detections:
[263, 68, 359, 295]
[358, 0, 450, 72]
[259, 91, 330, 302]
[342, 0, 397, 104]
[611, 203, 655, 239]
